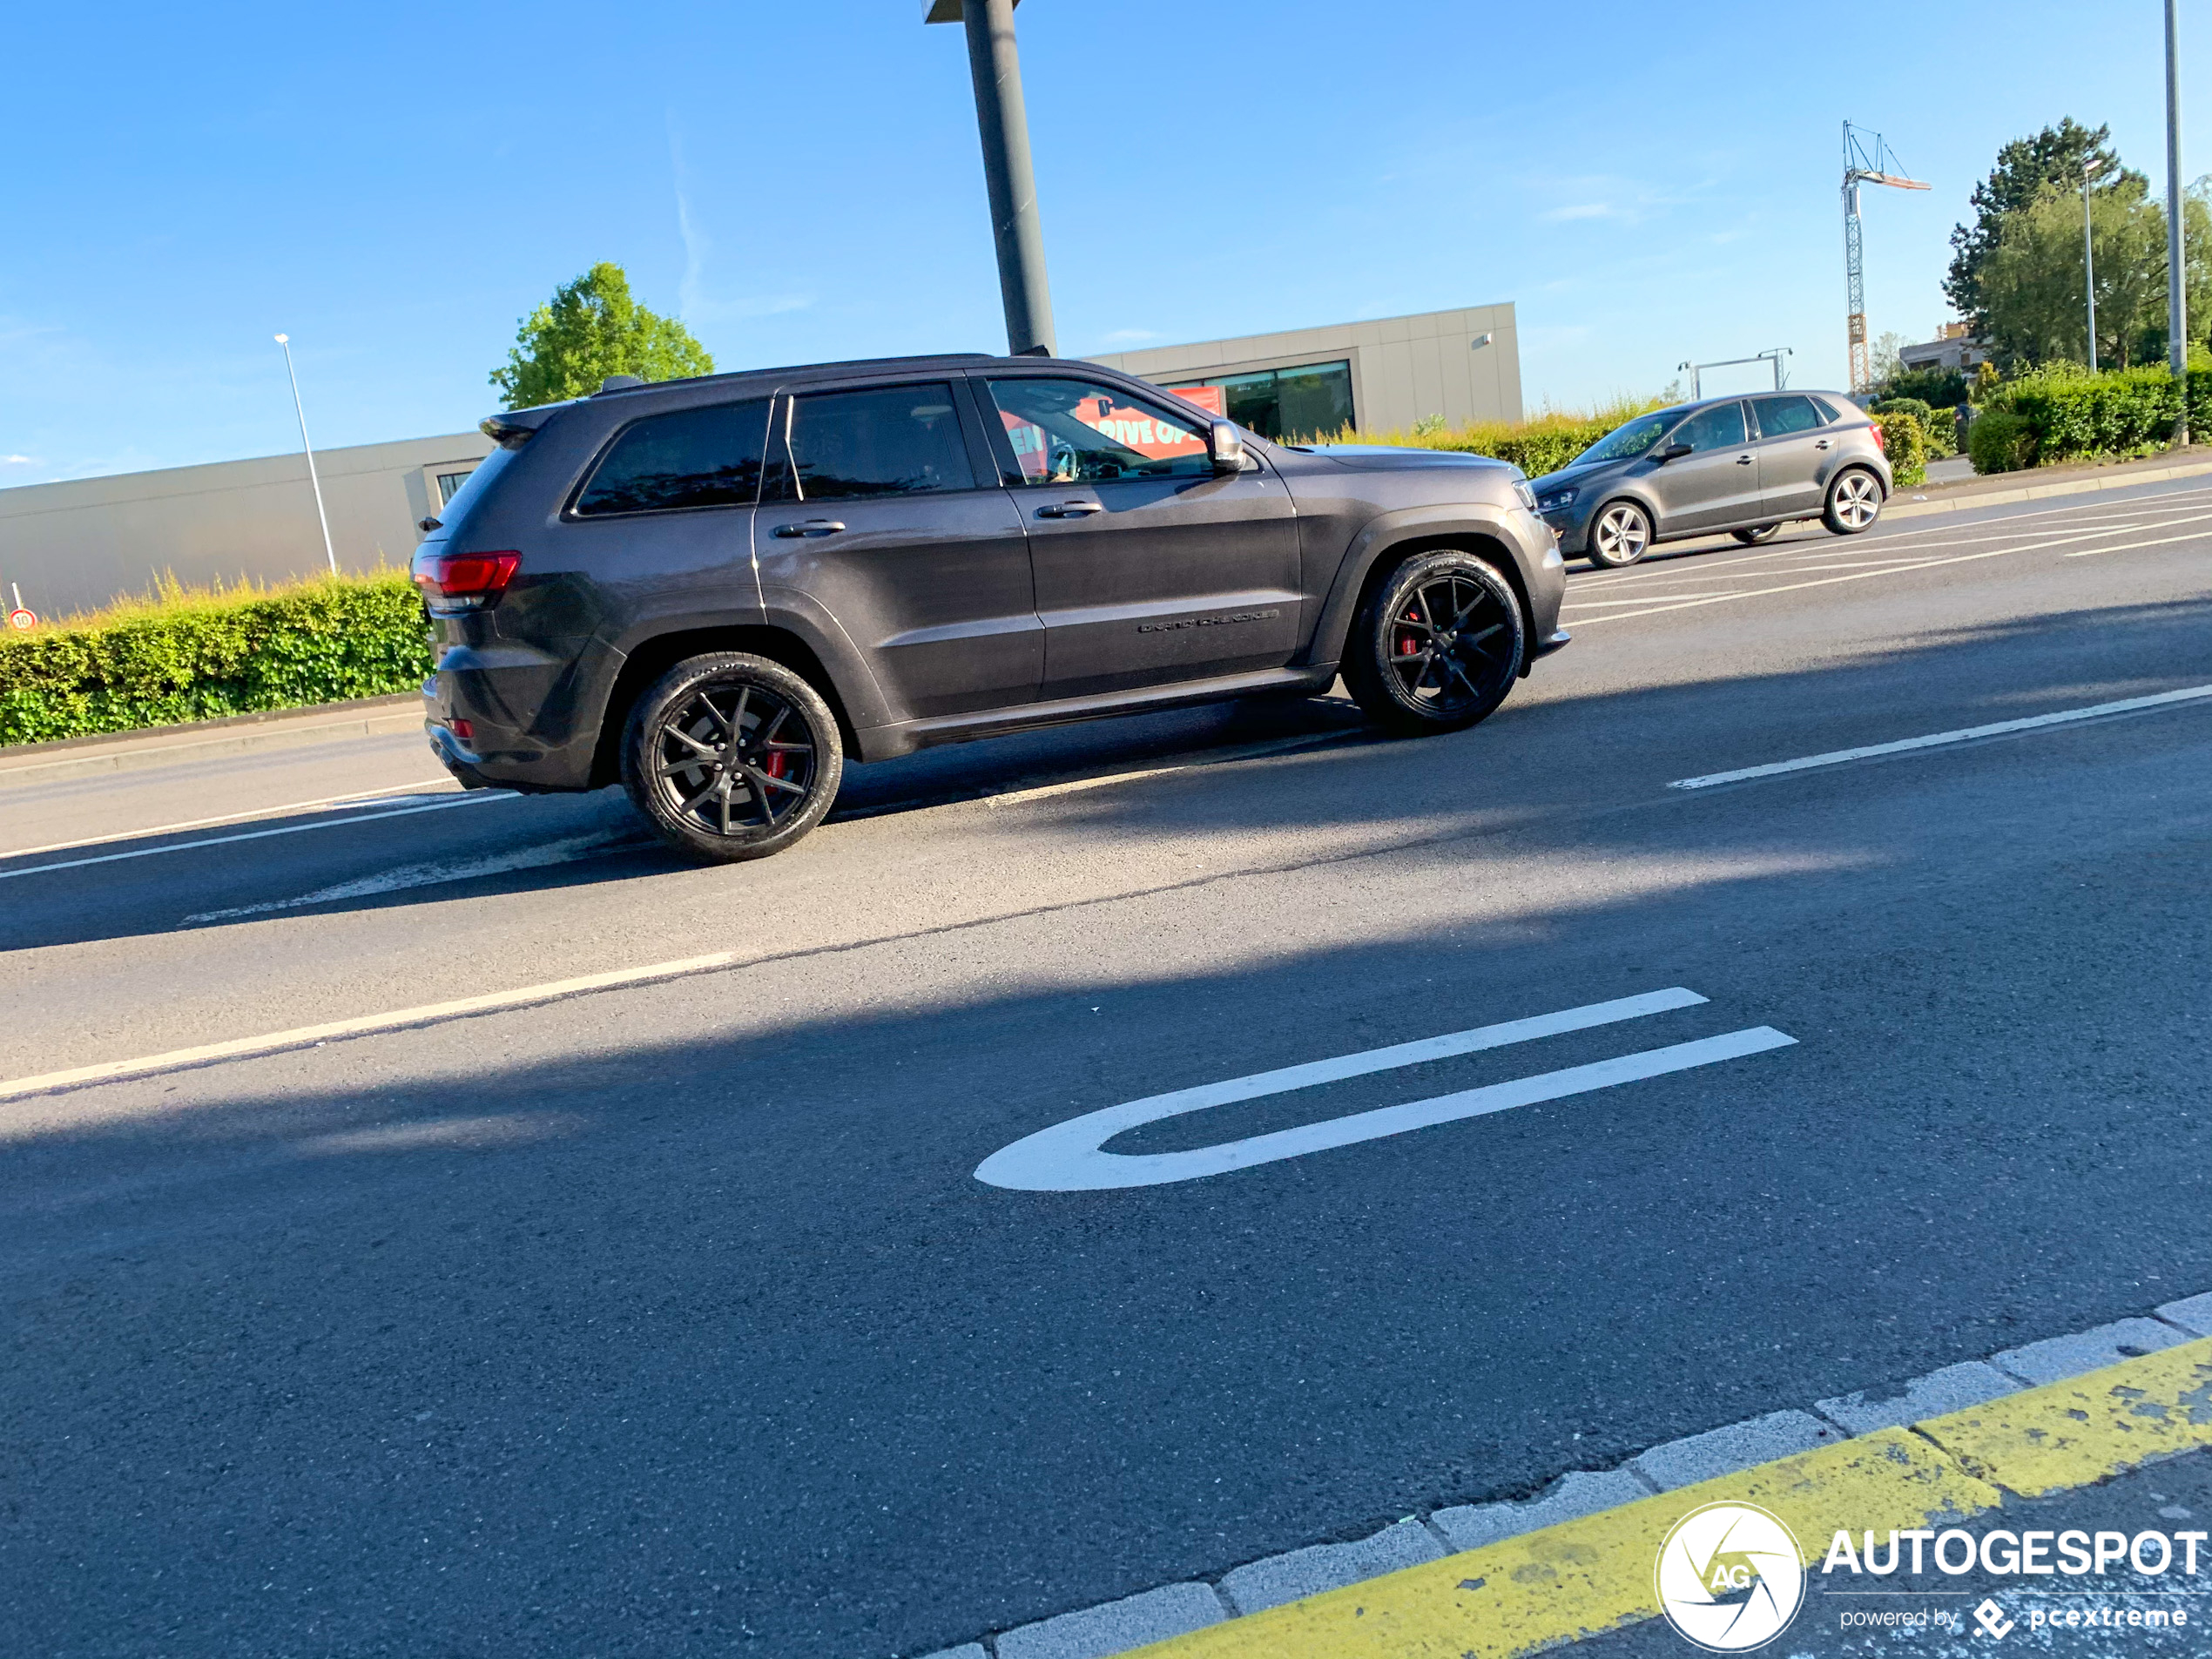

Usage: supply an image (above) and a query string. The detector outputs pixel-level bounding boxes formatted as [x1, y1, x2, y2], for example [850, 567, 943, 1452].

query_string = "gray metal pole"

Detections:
[2084, 166, 2099, 372]
[961, 0, 1056, 355]
[275, 334, 339, 576]
[2168, 0, 2188, 440]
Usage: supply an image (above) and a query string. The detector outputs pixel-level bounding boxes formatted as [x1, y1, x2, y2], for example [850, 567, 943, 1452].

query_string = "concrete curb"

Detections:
[0, 697, 424, 789]
[900, 1289, 2212, 1659]
[1884, 455, 2212, 520]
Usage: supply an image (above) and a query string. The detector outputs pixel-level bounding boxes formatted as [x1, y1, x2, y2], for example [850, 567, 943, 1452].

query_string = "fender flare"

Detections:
[1305, 504, 1539, 670]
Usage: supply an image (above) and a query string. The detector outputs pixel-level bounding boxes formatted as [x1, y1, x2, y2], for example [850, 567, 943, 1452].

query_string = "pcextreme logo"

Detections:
[1655, 1502, 1807, 1652]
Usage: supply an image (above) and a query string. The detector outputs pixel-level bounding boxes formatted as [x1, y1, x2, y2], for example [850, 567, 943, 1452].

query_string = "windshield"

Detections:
[1572, 409, 1680, 466]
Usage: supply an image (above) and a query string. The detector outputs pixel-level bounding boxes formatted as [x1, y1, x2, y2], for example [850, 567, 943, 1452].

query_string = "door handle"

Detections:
[1036, 500, 1103, 517]
[772, 519, 845, 537]
[1815, 438, 1833, 449]
[1736, 454, 1755, 465]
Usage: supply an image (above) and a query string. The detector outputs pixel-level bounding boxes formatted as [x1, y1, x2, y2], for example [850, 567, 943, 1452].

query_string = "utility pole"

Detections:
[273, 334, 338, 577]
[2084, 159, 2101, 372]
[1841, 121, 1930, 393]
[926, 0, 1057, 356]
[2168, 0, 2188, 442]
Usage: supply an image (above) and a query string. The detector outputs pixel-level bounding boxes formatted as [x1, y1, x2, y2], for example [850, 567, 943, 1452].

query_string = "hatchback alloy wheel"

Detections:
[1588, 501, 1652, 567]
[1824, 469, 1883, 535]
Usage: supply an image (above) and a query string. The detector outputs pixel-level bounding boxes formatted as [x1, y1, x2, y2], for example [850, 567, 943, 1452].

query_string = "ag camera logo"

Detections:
[1656, 1502, 1806, 1651]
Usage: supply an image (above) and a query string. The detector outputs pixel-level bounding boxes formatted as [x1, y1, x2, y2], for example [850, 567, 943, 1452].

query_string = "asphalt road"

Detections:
[2, 479, 2208, 1657]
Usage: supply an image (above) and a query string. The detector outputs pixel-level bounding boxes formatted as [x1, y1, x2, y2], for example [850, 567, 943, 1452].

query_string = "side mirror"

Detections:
[1656, 442, 1694, 462]
[1209, 420, 1246, 475]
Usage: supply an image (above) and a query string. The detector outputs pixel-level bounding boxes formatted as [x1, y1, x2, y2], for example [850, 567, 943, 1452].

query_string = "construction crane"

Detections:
[1842, 121, 1930, 393]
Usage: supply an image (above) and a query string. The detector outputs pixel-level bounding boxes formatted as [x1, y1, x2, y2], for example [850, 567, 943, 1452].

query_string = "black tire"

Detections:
[1732, 523, 1783, 545]
[1822, 468, 1884, 536]
[1585, 499, 1652, 567]
[1341, 550, 1526, 735]
[621, 652, 843, 862]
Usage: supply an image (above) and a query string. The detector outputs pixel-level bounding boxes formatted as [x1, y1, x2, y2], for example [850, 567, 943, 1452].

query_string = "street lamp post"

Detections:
[2168, 0, 2188, 442]
[2084, 158, 2101, 373]
[926, 0, 1057, 356]
[274, 334, 338, 576]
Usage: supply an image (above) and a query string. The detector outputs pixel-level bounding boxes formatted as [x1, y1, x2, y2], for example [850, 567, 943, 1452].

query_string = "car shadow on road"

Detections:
[3, 595, 2205, 955]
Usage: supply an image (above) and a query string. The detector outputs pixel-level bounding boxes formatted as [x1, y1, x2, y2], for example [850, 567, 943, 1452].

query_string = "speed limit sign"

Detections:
[4, 608, 33, 631]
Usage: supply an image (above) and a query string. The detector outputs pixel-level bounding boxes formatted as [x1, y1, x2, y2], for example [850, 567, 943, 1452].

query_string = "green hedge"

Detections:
[0, 574, 432, 746]
[1319, 400, 1666, 478]
[1977, 361, 2212, 470]
[1871, 409, 1929, 488]
[1967, 408, 2033, 474]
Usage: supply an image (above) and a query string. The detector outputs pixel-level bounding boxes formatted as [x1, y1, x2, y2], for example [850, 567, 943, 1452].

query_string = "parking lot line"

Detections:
[1668, 684, 2212, 791]
[0, 792, 514, 882]
[0, 780, 463, 861]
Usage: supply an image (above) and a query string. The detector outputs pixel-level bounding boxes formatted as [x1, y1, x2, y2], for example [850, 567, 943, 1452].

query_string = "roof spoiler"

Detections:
[479, 402, 567, 449]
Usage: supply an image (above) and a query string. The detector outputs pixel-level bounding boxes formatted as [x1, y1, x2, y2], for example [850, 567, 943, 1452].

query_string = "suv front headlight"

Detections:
[1514, 479, 1540, 513]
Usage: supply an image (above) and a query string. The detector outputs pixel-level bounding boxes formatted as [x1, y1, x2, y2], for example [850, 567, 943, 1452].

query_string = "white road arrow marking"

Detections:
[975, 989, 1794, 1191]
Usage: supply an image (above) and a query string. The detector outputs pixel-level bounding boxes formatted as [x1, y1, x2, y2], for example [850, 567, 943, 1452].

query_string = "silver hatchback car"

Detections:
[1530, 391, 1892, 567]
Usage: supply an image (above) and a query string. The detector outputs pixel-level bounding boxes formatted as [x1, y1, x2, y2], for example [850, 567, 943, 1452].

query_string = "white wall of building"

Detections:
[0, 432, 491, 619]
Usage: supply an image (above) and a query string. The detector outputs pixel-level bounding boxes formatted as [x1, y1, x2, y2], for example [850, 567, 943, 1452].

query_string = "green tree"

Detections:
[490, 262, 715, 408]
[1979, 178, 2212, 368]
[1945, 119, 2139, 334]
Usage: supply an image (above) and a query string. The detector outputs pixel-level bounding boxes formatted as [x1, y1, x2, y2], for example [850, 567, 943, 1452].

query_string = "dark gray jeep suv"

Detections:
[415, 353, 1568, 860]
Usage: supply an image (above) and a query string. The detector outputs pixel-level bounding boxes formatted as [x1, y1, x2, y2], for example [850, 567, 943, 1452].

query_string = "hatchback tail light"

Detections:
[413, 550, 520, 612]
[1870, 422, 1887, 455]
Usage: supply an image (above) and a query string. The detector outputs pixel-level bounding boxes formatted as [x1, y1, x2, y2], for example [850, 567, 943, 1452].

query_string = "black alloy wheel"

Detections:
[622, 651, 843, 862]
[1732, 523, 1783, 545]
[1344, 550, 1526, 733]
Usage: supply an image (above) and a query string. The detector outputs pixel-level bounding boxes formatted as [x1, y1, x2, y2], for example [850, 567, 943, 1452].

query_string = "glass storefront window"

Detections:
[1167, 360, 1352, 442]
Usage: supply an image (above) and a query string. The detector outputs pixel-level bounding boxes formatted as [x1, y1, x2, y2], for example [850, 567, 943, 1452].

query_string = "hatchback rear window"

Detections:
[1751, 395, 1822, 437]
[574, 398, 772, 516]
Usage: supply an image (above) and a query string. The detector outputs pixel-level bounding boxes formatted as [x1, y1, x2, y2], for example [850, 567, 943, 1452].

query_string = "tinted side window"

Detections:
[765, 383, 975, 502]
[1808, 395, 1844, 424]
[573, 399, 770, 516]
[1752, 395, 1821, 437]
[1675, 401, 1747, 451]
[983, 376, 1213, 484]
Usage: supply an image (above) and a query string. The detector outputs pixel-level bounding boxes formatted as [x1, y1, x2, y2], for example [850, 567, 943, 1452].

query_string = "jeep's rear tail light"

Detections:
[413, 550, 520, 612]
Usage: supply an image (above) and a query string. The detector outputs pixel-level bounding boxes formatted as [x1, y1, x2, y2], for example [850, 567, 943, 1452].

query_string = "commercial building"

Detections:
[1088, 302, 1521, 440]
[1897, 321, 1990, 375]
[1, 300, 1521, 619]
[0, 432, 493, 619]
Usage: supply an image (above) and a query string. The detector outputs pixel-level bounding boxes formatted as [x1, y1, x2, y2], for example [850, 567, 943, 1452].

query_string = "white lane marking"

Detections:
[0, 781, 462, 860]
[984, 732, 1345, 808]
[975, 990, 1791, 1190]
[184, 832, 637, 922]
[1668, 685, 2212, 791]
[1568, 521, 2212, 626]
[1564, 492, 2212, 591]
[0, 949, 747, 1103]
[0, 792, 515, 881]
[2064, 524, 2212, 556]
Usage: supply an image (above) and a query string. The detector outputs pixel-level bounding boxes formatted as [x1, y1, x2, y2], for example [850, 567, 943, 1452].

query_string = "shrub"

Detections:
[1968, 408, 2034, 473]
[2003, 361, 2180, 461]
[1881, 365, 1971, 409]
[0, 571, 432, 746]
[1870, 395, 1934, 423]
[1317, 396, 1669, 478]
[1871, 409, 1929, 487]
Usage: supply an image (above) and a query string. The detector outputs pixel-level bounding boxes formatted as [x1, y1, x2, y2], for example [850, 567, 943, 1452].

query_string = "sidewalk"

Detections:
[0, 693, 424, 790]
[1887, 443, 2212, 521]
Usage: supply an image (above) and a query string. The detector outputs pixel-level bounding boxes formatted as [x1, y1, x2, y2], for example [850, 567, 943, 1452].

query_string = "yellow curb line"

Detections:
[1132, 1338, 2212, 1659]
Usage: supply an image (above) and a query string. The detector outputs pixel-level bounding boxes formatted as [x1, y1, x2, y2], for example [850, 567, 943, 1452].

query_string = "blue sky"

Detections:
[2, 1, 2202, 484]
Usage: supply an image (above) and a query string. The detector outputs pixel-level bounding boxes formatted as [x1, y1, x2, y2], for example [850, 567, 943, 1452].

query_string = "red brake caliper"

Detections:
[1399, 610, 1421, 655]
